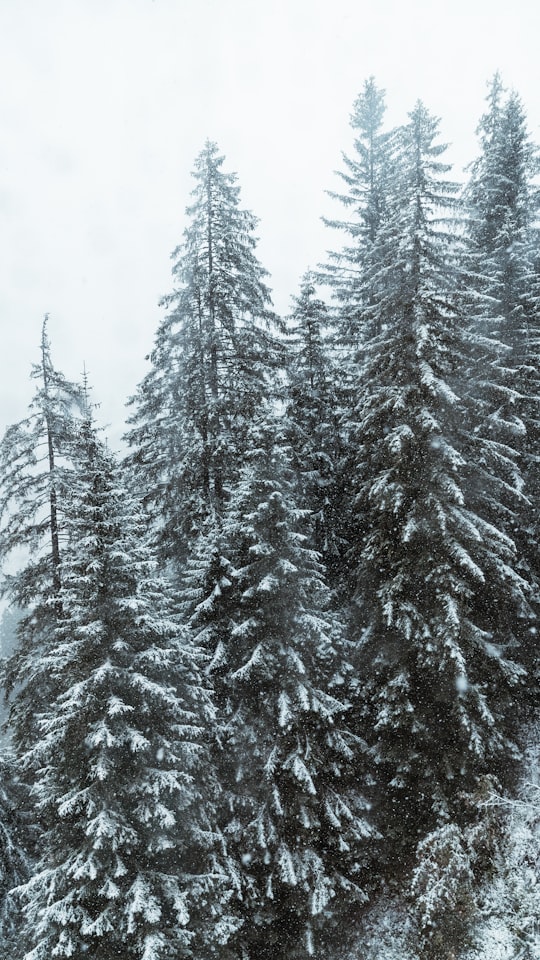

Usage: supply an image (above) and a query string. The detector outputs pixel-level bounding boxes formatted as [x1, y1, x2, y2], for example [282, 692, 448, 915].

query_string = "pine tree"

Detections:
[0, 607, 21, 735]
[329, 99, 529, 883]
[0, 319, 83, 589]
[464, 75, 540, 690]
[324, 76, 394, 326]
[0, 321, 83, 757]
[469, 731, 540, 960]
[16, 412, 233, 960]
[409, 822, 479, 959]
[319, 78, 397, 594]
[182, 426, 375, 960]
[126, 140, 283, 566]
[285, 274, 345, 584]
[0, 753, 30, 952]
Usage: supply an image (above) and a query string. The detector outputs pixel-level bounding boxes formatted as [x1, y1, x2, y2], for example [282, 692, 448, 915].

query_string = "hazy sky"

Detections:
[1, 0, 539, 446]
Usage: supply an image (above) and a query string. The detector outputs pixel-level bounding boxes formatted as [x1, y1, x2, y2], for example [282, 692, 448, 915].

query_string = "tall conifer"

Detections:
[0, 322, 83, 757]
[0, 754, 29, 952]
[16, 411, 232, 960]
[327, 95, 529, 873]
[127, 141, 282, 566]
[285, 275, 344, 584]
[464, 76, 540, 688]
[320, 78, 396, 592]
[182, 428, 374, 960]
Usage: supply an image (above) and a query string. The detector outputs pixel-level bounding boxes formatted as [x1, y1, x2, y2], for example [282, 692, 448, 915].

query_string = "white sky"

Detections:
[1, 0, 539, 447]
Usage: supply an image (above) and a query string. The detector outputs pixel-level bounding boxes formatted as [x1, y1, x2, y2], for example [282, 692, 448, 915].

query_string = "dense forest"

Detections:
[0, 74, 539, 960]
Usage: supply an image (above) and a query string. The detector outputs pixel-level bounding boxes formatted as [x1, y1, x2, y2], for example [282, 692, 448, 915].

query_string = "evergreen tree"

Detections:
[0, 607, 22, 738]
[464, 75, 540, 688]
[319, 78, 397, 594]
[0, 753, 30, 952]
[182, 427, 375, 960]
[0, 321, 83, 757]
[409, 821, 481, 960]
[324, 76, 394, 327]
[468, 731, 540, 960]
[285, 274, 344, 584]
[329, 99, 529, 887]
[16, 413, 233, 960]
[126, 140, 283, 566]
[466, 76, 537, 303]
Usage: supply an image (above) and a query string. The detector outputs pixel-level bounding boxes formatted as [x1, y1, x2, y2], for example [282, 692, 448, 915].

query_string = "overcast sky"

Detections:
[1, 0, 539, 447]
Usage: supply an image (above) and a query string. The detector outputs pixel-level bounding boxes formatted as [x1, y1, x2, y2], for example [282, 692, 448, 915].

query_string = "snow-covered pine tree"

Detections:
[285, 274, 345, 586]
[0, 321, 83, 757]
[403, 771, 504, 960]
[328, 99, 529, 894]
[465, 77, 537, 335]
[182, 424, 375, 960]
[319, 78, 397, 596]
[323, 76, 394, 326]
[409, 821, 481, 959]
[0, 607, 22, 736]
[466, 729, 540, 960]
[16, 411, 233, 960]
[463, 75, 540, 692]
[126, 141, 283, 567]
[0, 753, 30, 953]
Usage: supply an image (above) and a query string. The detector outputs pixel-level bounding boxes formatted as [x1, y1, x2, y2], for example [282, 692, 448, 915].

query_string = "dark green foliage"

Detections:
[0, 754, 30, 952]
[182, 429, 375, 960]
[471, 733, 540, 959]
[318, 78, 398, 597]
[409, 820, 483, 960]
[464, 75, 540, 693]
[15, 414, 232, 960]
[326, 99, 530, 901]
[0, 323, 83, 757]
[285, 275, 346, 585]
[126, 141, 283, 565]
[324, 76, 394, 318]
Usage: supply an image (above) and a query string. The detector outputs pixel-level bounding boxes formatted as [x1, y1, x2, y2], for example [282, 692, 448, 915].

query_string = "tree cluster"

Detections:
[0, 75, 539, 960]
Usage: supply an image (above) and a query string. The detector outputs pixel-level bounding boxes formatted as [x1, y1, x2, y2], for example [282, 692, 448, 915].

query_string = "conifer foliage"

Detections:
[285, 275, 344, 578]
[0, 321, 83, 757]
[470, 734, 540, 960]
[327, 99, 529, 872]
[464, 75, 540, 687]
[0, 754, 29, 951]
[182, 428, 374, 960]
[127, 140, 282, 563]
[13, 412, 228, 960]
[324, 76, 393, 320]
[319, 78, 396, 593]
